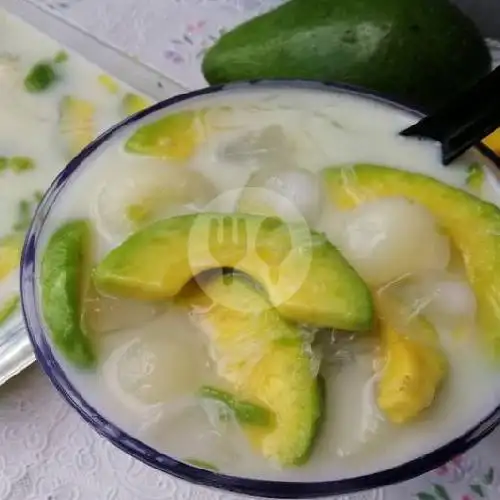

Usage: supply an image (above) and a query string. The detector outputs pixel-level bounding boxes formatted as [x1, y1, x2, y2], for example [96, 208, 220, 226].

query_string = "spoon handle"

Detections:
[401, 66, 500, 165]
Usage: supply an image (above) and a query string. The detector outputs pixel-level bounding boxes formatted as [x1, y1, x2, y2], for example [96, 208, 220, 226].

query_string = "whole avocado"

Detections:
[202, 0, 491, 109]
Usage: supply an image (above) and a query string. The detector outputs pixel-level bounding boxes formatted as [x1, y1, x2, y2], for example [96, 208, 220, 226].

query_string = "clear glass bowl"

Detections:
[20, 80, 500, 499]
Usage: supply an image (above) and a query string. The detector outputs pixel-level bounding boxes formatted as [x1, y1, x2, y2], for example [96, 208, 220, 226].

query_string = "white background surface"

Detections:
[1, 1, 500, 499]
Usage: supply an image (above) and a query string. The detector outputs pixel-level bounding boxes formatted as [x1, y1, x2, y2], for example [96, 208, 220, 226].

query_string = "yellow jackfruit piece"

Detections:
[376, 297, 448, 424]
[484, 128, 500, 155]
[59, 96, 96, 157]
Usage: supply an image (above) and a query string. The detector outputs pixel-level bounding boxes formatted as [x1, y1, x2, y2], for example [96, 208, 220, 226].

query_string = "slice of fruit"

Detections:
[41, 219, 96, 368]
[59, 96, 96, 157]
[376, 296, 447, 424]
[323, 164, 500, 362]
[199, 386, 273, 426]
[122, 93, 152, 116]
[125, 110, 206, 162]
[93, 213, 374, 331]
[180, 275, 321, 466]
[0, 233, 23, 280]
[201, 0, 490, 109]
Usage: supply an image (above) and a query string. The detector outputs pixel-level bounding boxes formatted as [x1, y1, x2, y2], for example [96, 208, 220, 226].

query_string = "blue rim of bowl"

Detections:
[20, 79, 500, 499]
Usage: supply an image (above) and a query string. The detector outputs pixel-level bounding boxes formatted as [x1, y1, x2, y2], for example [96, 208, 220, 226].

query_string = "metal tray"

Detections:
[0, 0, 186, 387]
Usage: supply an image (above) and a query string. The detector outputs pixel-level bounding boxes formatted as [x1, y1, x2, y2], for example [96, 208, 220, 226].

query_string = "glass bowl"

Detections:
[20, 80, 500, 499]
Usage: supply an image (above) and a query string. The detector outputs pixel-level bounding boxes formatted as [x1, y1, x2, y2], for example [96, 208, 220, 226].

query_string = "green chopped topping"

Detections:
[9, 156, 35, 173]
[12, 191, 42, 232]
[199, 386, 273, 427]
[34, 190, 44, 203]
[0, 156, 36, 174]
[54, 51, 69, 64]
[466, 162, 485, 191]
[0, 295, 20, 326]
[13, 200, 32, 232]
[24, 62, 58, 93]
[184, 459, 219, 472]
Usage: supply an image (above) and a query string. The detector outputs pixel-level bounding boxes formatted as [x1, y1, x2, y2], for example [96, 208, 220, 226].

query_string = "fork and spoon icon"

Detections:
[207, 216, 293, 285]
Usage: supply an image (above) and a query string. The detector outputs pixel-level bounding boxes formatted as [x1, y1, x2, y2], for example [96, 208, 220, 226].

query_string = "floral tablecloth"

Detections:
[1, 1, 500, 499]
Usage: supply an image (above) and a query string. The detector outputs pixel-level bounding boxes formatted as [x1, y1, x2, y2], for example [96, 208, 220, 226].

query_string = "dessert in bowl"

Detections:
[21, 81, 500, 498]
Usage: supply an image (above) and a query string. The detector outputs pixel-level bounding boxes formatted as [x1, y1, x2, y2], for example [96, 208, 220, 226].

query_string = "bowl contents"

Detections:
[0, 10, 152, 334]
[36, 86, 500, 481]
[202, 0, 491, 109]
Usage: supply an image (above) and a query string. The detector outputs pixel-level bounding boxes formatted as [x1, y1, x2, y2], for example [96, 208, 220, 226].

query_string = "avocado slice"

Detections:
[179, 275, 321, 466]
[199, 386, 273, 427]
[93, 213, 374, 331]
[202, 0, 490, 109]
[41, 220, 96, 368]
[125, 110, 206, 162]
[323, 164, 500, 361]
[376, 296, 447, 424]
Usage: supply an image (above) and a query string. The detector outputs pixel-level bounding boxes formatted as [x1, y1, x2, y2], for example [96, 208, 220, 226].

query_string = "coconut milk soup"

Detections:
[36, 87, 500, 481]
[0, 10, 151, 335]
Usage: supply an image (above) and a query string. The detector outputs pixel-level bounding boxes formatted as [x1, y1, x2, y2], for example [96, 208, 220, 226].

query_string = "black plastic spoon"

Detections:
[401, 65, 500, 165]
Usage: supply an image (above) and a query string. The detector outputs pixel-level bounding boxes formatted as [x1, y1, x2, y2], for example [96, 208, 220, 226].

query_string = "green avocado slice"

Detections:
[41, 219, 96, 368]
[199, 386, 273, 427]
[93, 213, 373, 331]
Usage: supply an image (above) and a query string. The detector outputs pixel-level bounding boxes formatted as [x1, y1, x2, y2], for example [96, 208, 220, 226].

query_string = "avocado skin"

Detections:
[202, 0, 491, 109]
